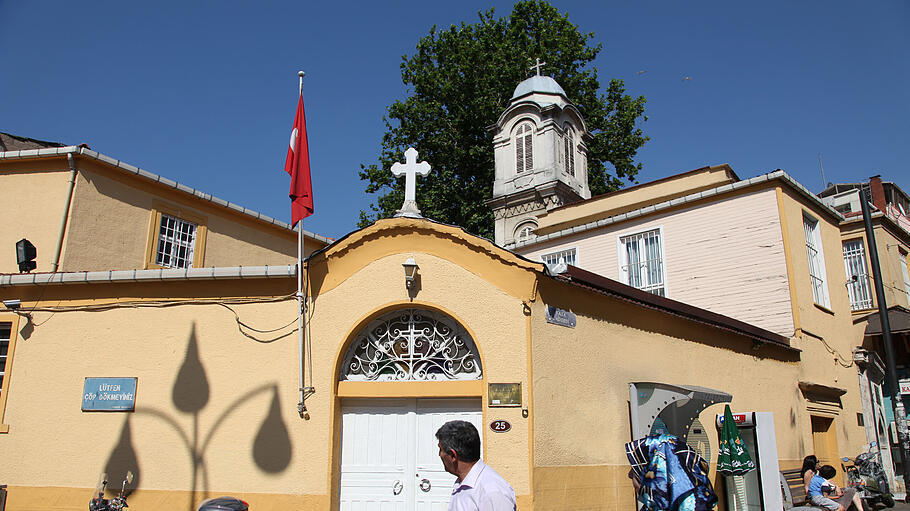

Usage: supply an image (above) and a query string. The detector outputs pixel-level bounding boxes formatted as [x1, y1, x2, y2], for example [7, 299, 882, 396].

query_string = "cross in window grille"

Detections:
[156, 214, 197, 269]
[621, 230, 665, 296]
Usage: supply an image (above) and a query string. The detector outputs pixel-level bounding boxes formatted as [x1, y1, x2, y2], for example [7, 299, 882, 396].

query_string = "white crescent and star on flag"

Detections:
[289, 128, 298, 152]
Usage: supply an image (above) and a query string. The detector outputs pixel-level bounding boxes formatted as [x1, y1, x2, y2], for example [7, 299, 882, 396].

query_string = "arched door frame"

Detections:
[327, 300, 487, 510]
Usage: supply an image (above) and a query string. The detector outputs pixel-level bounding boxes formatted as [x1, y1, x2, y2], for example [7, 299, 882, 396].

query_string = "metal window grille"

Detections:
[843, 240, 873, 310]
[156, 214, 197, 269]
[515, 124, 533, 173]
[0, 323, 10, 391]
[543, 248, 577, 268]
[620, 229, 665, 296]
[803, 216, 829, 307]
[340, 309, 482, 381]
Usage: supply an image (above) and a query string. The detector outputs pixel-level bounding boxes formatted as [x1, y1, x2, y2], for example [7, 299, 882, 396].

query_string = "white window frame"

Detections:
[541, 247, 578, 271]
[843, 238, 873, 311]
[617, 226, 667, 297]
[803, 213, 830, 308]
[514, 122, 534, 173]
[156, 213, 198, 269]
[0, 322, 10, 395]
[901, 250, 910, 302]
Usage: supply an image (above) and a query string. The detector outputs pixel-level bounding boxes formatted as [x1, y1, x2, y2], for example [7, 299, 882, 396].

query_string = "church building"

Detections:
[0, 75, 871, 511]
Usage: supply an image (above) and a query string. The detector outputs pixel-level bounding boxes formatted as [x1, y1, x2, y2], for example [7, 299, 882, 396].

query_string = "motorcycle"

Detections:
[89, 471, 133, 511]
[842, 451, 895, 510]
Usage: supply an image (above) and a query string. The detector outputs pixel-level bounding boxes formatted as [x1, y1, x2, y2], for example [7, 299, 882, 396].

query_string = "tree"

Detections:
[359, 0, 648, 239]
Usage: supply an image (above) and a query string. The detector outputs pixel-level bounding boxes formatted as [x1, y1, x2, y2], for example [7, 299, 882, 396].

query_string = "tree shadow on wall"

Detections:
[104, 322, 293, 510]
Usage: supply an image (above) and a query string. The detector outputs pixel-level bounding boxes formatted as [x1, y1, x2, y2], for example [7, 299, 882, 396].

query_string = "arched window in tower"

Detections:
[563, 123, 575, 177]
[515, 122, 534, 173]
[515, 221, 537, 243]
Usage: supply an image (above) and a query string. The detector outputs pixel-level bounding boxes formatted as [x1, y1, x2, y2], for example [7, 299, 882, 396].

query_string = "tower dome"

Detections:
[511, 75, 567, 100]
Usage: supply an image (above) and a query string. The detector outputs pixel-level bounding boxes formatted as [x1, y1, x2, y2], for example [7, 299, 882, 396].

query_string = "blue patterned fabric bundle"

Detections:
[625, 434, 718, 511]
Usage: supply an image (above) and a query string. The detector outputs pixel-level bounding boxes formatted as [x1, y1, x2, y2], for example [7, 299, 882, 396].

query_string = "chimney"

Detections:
[869, 175, 887, 211]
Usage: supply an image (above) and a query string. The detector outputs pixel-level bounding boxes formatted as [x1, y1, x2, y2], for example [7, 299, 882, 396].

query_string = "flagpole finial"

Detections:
[298, 70, 306, 78]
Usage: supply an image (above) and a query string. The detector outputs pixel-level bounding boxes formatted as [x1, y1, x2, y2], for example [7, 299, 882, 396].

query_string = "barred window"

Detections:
[515, 123, 534, 173]
[156, 214, 197, 269]
[843, 239, 873, 310]
[619, 229, 665, 296]
[542, 248, 577, 269]
[803, 214, 830, 307]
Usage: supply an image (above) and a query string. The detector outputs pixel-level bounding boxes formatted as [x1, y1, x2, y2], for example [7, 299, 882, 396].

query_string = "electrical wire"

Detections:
[17, 294, 300, 344]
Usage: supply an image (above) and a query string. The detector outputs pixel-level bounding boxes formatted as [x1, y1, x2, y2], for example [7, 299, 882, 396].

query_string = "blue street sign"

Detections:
[82, 377, 137, 411]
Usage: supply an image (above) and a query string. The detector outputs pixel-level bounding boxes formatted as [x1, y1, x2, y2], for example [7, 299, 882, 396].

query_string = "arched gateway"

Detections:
[338, 308, 484, 509]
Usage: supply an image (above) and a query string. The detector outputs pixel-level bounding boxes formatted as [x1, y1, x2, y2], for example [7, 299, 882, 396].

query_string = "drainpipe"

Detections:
[52, 153, 78, 272]
[861, 192, 910, 499]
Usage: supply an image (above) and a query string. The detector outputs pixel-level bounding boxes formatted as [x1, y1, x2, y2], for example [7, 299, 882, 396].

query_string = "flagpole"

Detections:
[296, 70, 308, 419]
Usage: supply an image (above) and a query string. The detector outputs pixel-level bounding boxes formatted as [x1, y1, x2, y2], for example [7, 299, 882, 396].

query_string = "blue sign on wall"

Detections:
[82, 377, 137, 411]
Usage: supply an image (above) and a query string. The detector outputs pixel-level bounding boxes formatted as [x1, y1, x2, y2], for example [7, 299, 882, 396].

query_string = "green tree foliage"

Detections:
[359, 0, 648, 239]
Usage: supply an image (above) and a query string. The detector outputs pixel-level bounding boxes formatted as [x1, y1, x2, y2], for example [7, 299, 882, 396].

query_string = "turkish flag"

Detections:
[285, 93, 314, 226]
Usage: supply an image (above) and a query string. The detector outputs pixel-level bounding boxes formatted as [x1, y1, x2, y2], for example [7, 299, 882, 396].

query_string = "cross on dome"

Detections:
[530, 58, 547, 76]
[391, 147, 432, 218]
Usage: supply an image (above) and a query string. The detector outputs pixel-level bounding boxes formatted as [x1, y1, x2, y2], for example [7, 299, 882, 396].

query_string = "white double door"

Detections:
[340, 398, 482, 511]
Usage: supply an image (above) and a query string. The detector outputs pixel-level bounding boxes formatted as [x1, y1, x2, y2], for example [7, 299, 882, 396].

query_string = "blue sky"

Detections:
[1, 1, 907, 240]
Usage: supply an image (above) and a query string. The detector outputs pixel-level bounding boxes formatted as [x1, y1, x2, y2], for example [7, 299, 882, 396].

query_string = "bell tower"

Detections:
[487, 67, 590, 247]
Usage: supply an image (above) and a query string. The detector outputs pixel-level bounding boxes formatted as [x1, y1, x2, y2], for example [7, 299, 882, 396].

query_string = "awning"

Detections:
[629, 382, 732, 440]
[861, 306, 910, 336]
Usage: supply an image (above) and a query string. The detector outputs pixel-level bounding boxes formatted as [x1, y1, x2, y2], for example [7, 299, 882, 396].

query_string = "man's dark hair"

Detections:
[436, 420, 480, 462]
[818, 465, 837, 479]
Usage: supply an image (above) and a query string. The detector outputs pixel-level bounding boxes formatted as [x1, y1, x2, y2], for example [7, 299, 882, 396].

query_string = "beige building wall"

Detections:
[776, 187, 867, 471]
[529, 278, 814, 510]
[521, 187, 795, 337]
[0, 278, 325, 510]
[0, 159, 74, 273]
[61, 158, 301, 272]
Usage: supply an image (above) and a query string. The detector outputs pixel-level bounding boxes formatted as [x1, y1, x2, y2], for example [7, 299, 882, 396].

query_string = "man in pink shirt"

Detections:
[436, 420, 517, 511]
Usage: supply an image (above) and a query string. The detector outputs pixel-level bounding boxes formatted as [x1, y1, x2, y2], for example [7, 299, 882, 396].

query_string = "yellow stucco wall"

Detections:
[59, 157, 310, 271]
[529, 276, 818, 509]
[0, 278, 343, 509]
[0, 159, 74, 273]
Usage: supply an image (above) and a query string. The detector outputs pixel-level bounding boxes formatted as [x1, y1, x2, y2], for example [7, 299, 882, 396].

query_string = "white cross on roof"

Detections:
[530, 58, 546, 76]
[391, 147, 432, 218]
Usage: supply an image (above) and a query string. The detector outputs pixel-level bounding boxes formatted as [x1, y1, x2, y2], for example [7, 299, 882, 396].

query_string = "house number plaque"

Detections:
[490, 420, 511, 433]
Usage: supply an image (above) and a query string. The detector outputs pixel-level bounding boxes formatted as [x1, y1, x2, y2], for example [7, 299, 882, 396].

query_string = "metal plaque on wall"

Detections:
[545, 305, 576, 328]
[488, 383, 521, 407]
[82, 377, 137, 411]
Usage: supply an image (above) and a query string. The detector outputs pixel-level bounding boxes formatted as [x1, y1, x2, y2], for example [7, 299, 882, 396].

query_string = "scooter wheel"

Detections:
[883, 495, 895, 508]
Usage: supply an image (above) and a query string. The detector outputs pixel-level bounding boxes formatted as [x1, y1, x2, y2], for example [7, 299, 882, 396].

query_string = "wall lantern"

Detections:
[402, 255, 419, 289]
[16, 238, 37, 273]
